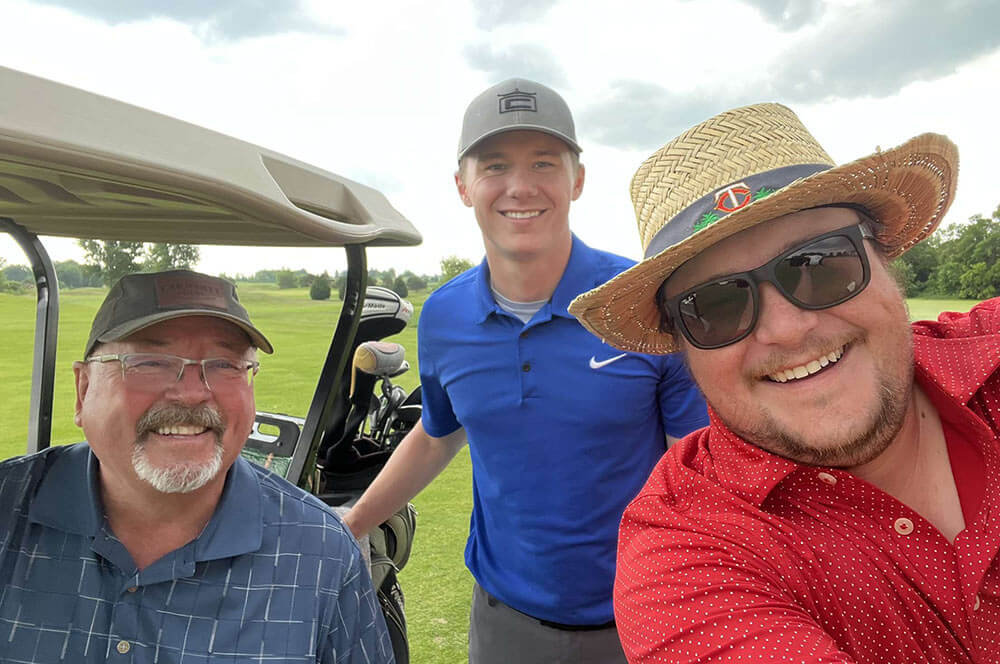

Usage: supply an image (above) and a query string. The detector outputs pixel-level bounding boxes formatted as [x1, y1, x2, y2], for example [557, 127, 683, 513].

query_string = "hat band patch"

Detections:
[155, 274, 229, 310]
[643, 163, 831, 259]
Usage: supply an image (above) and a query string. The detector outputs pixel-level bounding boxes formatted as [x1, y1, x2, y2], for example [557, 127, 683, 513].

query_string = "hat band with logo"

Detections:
[643, 163, 831, 259]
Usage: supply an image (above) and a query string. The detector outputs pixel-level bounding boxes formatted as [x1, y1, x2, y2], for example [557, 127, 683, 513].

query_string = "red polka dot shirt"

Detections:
[615, 298, 1000, 663]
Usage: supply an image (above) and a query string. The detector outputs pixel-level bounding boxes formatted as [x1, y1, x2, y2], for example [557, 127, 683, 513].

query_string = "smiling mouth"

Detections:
[766, 345, 846, 383]
[501, 210, 544, 219]
[154, 425, 210, 436]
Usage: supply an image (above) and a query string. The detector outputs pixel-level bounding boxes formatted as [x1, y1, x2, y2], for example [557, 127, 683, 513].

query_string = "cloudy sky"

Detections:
[1, 0, 998, 276]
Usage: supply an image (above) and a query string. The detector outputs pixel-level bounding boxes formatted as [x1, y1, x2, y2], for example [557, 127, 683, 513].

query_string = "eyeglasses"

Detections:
[659, 223, 876, 350]
[85, 353, 260, 392]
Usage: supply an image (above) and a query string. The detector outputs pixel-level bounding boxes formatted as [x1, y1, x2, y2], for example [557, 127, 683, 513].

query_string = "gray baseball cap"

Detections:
[457, 78, 581, 162]
[85, 269, 273, 357]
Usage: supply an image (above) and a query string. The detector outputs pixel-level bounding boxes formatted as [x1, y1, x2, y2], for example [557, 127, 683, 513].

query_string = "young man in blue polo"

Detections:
[345, 78, 708, 663]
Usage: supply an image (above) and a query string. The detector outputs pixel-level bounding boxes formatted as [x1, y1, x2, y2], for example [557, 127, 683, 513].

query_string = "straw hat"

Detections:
[568, 102, 958, 354]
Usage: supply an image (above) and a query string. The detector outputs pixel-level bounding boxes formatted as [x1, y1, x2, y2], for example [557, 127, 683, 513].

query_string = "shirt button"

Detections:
[974, 595, 982, 611]
[116, 640, 131, 654]
[894, 517, 914, 535]
[127, 586, 138, 593]
[817, 472, 837, 485]
[522, 363, 531, 372]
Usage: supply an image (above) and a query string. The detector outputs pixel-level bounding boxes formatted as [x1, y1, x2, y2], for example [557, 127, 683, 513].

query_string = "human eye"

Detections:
[483, 161, 507, 173]
[124, 354, 175, 373]
[205, 358, 243, 372]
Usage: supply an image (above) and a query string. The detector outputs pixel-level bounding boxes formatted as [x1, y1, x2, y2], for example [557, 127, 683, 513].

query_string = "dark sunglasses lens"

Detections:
[678, 278, 754, 347]
[775, 233, 865, 307]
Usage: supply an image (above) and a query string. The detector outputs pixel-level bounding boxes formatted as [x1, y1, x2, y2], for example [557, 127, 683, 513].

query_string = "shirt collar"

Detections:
[192, 456, 263, 561]
[28, 445, 263, 560]
[912, 326, 1000, 405]
[703, 409, 799, 507]
[29, 442, 103, 535]
[472, 234, 600, 324]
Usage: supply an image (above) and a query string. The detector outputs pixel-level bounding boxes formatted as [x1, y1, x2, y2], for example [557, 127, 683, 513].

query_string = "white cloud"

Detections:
[1, 0, 998, 278]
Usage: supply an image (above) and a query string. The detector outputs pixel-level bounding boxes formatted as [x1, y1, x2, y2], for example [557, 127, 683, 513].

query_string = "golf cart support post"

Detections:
[0, 65, 422, 488]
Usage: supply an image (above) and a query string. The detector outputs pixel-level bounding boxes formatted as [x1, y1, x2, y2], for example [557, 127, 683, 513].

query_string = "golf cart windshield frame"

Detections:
[0, 66, 420, 488]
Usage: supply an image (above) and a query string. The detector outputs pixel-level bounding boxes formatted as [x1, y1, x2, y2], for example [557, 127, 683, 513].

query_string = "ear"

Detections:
[454, 171, 473, 207]
[73, 361, 89, 428]
[571, 163, 585, 201]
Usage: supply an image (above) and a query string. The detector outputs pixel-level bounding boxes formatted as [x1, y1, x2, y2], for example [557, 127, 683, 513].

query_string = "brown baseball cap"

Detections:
[85, 270, 273, 357]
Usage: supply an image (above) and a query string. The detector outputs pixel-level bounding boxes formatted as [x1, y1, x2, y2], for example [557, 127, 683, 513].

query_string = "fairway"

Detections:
[0, 287, 980, 663]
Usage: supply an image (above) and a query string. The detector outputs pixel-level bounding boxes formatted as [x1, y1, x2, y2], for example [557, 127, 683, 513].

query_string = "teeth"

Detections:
[767, 346, 845, 383]
[503, 210, 541, 219]
[156, 425, 207, 436]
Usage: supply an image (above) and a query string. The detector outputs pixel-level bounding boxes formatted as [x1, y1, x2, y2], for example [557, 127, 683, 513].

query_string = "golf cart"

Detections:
[1, 66, 421, 662]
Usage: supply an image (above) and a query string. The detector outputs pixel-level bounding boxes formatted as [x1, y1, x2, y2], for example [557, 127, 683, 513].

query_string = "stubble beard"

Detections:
[132, 404, 226, 494]
[726, 331, 915, 468]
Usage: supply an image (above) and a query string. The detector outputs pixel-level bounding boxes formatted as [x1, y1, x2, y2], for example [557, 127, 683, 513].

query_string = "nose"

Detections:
[164, 362, 213, 402]
[505, 166, 538, 198]
[751, 281, 820, 346]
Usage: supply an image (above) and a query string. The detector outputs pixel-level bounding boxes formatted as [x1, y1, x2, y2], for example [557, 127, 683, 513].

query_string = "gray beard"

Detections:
[132, 442, 224, 494]
[132, 404, 225, 494]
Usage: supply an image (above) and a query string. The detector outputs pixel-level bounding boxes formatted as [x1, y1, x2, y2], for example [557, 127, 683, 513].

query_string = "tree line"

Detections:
[892, 204, 1000, 299]
[3, 208, 997, 301]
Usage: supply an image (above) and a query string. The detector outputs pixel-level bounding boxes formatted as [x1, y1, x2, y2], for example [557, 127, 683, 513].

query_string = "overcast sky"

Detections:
[1, 0, 998, 276]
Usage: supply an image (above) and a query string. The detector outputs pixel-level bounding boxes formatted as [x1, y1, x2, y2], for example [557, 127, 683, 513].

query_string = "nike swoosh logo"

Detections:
[589, 353, 628, 369]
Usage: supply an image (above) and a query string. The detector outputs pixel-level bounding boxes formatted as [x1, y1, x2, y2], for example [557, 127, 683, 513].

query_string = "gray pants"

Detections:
[468, 583, 628, 664]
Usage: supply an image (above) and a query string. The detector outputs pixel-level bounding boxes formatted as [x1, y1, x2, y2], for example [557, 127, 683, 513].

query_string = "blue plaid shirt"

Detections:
[0, 443, 394, 663]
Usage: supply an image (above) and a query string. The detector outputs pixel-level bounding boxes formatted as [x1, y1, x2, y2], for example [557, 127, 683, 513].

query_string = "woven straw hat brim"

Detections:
[568, 132, 958, 355]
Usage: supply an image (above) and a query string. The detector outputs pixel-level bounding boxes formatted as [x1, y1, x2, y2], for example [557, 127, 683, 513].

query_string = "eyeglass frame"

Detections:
[658, 221, 877, 350]
[83, 352, 260, 391]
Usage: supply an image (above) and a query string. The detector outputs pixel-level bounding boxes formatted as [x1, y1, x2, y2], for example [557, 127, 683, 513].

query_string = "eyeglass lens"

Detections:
[122, 354, 253, 391]
[674, 230, 865, 348]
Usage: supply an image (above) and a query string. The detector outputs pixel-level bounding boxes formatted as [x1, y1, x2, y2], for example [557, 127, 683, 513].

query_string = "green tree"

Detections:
[405, 274, 427, 291]
[254, 269, 277, 283]
[54, 260, 85, 289]
[309, 272, 331, 300]
[78, 240, 144, 286]
[439, 255, 474, 285]
[892, 237, 939, 295]
[2, 263, 31, 282]
[923, 207, 1000, 297]
[276, 269, 297, 289]
[890, 259, 918, 297]
[392, 276, 409, 298]
[143, 243, 200, 271]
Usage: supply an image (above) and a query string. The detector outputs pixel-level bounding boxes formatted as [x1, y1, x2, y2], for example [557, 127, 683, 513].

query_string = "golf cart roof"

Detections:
[0, 66, 421, 247]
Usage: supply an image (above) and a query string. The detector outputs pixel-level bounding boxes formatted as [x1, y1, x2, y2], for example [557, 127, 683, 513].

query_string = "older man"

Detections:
[0, 269, 393, 663]
[570, 104, 999, 663]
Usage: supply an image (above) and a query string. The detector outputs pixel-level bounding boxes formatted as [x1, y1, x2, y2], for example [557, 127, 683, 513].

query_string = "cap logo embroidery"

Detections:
[155, 275, 228, 310]
[498, 88, 537, 114]
[694, 184, 778, 232]
[714, 182, 752, 213]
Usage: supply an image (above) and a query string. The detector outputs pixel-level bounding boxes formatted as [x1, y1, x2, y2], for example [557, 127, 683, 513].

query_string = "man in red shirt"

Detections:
[570, 103, 1000, 663]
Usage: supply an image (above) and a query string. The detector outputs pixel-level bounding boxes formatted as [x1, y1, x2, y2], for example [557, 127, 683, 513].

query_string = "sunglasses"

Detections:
[659, 223, 876, 350]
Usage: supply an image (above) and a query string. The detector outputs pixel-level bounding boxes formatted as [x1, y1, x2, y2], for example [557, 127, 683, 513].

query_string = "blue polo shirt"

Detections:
[0, 443, 394, 663]
[419, 235, 708, 625]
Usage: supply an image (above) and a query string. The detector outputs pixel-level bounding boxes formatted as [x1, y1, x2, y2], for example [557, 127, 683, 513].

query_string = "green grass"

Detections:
[0, 289, 980, 662]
